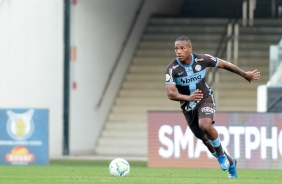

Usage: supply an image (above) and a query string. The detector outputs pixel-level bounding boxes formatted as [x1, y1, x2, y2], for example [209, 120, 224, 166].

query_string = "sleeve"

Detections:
[165, 65, 176, 85]
[203, 54, 219, 68]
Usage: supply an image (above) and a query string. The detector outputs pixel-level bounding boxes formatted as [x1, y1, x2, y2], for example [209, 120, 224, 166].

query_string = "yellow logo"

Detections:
[6, 109, 35, 140]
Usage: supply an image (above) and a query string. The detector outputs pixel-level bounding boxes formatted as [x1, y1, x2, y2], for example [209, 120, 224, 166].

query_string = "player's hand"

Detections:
[244, 69, 260, 83]
[187, 89, 203, 102]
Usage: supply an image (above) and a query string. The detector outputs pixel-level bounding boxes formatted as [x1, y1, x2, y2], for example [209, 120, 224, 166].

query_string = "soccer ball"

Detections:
[109, 158, 130, 176]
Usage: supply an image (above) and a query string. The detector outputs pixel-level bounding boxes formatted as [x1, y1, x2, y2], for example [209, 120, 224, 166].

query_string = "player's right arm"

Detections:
[166, 84, 203, 102]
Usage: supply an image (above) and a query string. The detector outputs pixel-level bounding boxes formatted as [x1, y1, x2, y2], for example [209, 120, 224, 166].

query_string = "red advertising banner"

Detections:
[148, 111, 282, 169]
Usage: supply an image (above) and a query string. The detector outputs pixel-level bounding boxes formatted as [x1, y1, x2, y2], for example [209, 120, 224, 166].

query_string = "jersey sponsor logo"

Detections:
[180, 75, 201, 84]
[195, 64, 202, 72]
[172, 65, 179, 69]
[201, 106, 214, 114]
[195, 58, 203, 62]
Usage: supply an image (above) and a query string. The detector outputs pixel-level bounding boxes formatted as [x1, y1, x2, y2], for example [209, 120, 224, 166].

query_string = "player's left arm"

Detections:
[217, 59, 260, 83]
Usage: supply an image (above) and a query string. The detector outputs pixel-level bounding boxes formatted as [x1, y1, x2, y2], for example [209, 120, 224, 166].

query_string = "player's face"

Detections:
[174, 40, 192, 62]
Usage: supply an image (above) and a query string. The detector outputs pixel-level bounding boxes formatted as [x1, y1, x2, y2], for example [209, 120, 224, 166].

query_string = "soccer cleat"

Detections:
[217, 155, 230, 171]
[228, 159, 237, 178]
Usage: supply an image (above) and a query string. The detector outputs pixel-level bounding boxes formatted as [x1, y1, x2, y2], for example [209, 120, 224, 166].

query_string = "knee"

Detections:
[199, 118, 213, 133]
[199, 123, 212, 133]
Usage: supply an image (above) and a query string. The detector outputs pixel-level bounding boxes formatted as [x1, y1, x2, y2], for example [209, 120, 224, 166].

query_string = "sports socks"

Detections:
[208, 136, 224, 156]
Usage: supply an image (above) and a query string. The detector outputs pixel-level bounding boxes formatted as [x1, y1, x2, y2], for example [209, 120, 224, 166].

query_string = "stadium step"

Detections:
[138, 41, 225, 51]
[142, 34, 222, 42]
[100, 129, 146, 139]
[118, 89, 166, 97]
[108, 113, 146, 122]
[128, 65, 167, 74]
[145, 25, 226, 34]
[96, 146, 147, 156]
[111, 105, 179, 113]
[239, 34, 281, 42]
[98, 137, 146, 146]
[114, 97, 174, 106]
[104, 121, 147, 130]
[148, 17, 229, 26]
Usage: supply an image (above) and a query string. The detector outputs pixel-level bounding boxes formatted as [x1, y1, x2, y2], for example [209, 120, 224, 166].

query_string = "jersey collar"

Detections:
[176, 53, 194, 67]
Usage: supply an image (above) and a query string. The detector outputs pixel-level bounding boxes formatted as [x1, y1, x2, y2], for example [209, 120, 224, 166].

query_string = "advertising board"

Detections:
[0, 109, 49, 165]
[148, 112, 282, 169]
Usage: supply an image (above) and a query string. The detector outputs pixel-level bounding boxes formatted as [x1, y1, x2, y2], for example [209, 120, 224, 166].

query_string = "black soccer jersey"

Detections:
[165, 53, 219, 110]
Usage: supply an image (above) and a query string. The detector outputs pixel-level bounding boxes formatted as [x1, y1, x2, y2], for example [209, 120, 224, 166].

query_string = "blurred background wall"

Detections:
[0, 0, 183, 157]
[0, 0, 64, 156]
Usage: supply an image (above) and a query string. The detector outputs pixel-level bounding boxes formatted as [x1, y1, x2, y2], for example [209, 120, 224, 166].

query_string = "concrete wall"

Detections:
[69, 0, 143, 155]
[0, 0, 64, 156]
[0, 0, 183, 156]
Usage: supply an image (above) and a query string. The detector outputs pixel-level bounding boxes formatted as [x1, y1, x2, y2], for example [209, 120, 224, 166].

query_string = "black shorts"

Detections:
[182, 101, 215, 139]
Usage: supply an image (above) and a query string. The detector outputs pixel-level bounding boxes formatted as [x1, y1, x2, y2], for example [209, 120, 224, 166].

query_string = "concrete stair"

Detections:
[95, 18, 281, 157]
[216, 19, 282, 111]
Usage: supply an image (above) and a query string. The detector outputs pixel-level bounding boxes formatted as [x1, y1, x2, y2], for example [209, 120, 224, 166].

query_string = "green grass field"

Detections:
[0, 159, 281, 184]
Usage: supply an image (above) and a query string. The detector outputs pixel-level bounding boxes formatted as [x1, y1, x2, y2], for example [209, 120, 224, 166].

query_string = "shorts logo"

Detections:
[201, 106, 214, 114]
[195, 65, 202, 71]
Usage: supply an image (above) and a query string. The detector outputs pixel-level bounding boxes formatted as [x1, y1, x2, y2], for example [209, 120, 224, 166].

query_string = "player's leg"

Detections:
[195, 102, 236, 177]
[183, 110, 217, 157]
[202, 135, 237, 178]
[202, 135, 233, 163]
[183, 109, 233, 172]
[198, 117, 230, 171]
[201, 135, 216, 156]
[183, 109, 224, 158]
[228, 157, 237, 178]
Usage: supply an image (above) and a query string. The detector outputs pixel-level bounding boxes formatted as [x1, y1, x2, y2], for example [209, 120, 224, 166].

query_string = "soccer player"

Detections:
[165, 36, 260, 178]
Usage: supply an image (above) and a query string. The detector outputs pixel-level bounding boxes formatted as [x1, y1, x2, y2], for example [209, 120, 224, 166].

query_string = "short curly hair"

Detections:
[175, 36, 192, 47]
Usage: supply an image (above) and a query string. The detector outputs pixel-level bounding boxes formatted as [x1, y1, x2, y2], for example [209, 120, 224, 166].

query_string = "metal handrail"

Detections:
[207, 19, 236, 104]
[208, 20, 234, 88]
[242, 0, 257, 26]
[95, 0, 146, 109]
[233, 23, 239, 66]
